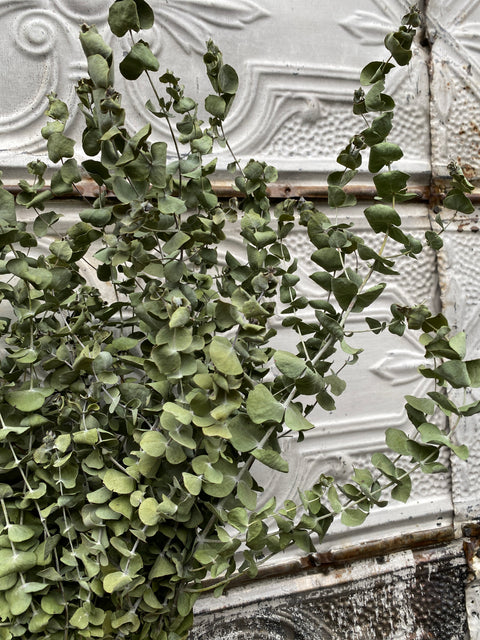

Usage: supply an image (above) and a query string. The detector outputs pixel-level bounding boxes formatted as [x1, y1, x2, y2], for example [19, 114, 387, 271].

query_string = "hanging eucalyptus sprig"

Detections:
[0, 3, 476, 640]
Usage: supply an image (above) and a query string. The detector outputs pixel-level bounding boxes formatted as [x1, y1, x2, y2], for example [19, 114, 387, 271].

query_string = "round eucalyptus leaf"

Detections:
[209, 336, 243, 375]
[70, 605, 90, 630]
[140, 431, 167, 457]
[273, 350, 306, 379]
[103, 469, 136, 494]
[138, 497, 160, 526]
[5, 389, 48, 412]
[246, 384, 284, 424]
[5, 583, 32, 616]
[7, 525, 35, 543]
[103, 571, 132, 594]
[108, 0, 140, 37]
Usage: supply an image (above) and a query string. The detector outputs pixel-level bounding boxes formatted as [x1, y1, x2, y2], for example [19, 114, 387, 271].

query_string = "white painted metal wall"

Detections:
[1, 1, 480, 637]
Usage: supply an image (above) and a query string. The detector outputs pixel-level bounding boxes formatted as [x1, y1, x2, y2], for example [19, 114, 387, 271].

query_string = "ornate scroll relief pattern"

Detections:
[227, 64, 358, 158]
[151, 0, 269, 56]
[339, 0, 411, 44]
[192, 608, 327, 640]
[428, 0, 480, 175]
[117, 2, 427, 175]
[123, 61, 349, 165]
[333, 0, 430, 175]
[0, 3, 78, 153]
[0, 0, 269, 164]
[75, 0, 269, 160]
[311, 447, 450, 506]
[371, 347, 425, 387]
[50, 0, 109, 22]
[232, 60, 428, 174]
[115, 0, 269, 85]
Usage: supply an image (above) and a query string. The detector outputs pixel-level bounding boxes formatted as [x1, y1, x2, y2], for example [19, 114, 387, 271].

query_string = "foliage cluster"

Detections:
[0, 2, 477, 639]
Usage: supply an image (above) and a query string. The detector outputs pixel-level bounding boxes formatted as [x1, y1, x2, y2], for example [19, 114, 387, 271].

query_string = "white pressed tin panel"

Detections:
[427, 1, 480, 535]
[428, 0, 480, 179]
[0, 0, 430, 184]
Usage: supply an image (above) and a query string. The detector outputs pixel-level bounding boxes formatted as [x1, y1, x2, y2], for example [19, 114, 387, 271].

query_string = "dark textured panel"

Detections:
[410, 555, 468, 639]
[192, 545, 468, 640]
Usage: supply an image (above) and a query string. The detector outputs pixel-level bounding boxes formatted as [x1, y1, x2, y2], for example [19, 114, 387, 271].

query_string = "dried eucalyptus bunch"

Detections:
[0, 2, 477, 639]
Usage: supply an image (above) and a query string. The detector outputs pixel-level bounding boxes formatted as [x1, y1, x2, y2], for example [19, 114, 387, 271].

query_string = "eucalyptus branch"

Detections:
[0, 5, 471, 639]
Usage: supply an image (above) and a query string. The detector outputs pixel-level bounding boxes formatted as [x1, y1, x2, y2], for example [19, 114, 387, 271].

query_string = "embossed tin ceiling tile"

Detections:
[253, 432, 452, 555]
[0, 3, 79, 160]
[436, 228, 480, 522]
[428, 0, 480, 180]
[124, 0, 430, 182]
[0, 1, 430, 183]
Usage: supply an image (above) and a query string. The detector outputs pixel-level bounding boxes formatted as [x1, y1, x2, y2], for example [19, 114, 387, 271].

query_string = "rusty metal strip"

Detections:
[212, 182, 431, 200]
[7, 177, 480, 203]
[305, 525, 455, 567]
[2, 180, 431, 201]
[200, 526, 455, 591]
